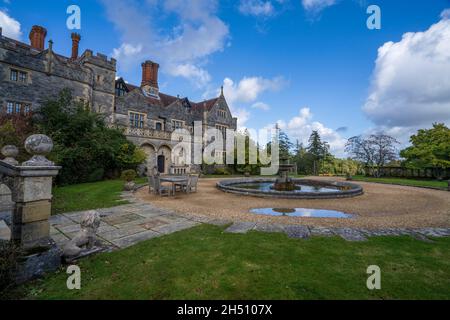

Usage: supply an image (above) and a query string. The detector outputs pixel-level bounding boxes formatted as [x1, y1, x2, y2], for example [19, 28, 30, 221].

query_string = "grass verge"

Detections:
[23, 224, 450, 300]
[352, 176, 447, 190]
[52, 178, 146, 215]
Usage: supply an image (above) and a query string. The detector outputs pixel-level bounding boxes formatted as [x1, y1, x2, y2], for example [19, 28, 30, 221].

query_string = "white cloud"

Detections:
[441, 8, 450, 19]
[167, 63, 211, 88]
[222, 76, 286, 105]
[220, 76, 286, 128]
[206, 76, 285, 128]
[100, 0, 229, 87]
[239, 0, 275, 17]
[301, 0, 337, 13]
[0, 10, 22, 40]
[251, 102, 270, 111]
[363, 17, 450, 132]
[272, 107, 347, 157]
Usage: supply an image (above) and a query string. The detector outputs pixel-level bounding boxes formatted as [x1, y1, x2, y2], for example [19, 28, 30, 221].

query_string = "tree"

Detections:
[346, 133, 399, 177]
[232, 130, 262, 175]
[400, 123, 450, 169]
[35, 89, 145, 185]
[278, 130, 293, 160]
[307, 130, 330, 175]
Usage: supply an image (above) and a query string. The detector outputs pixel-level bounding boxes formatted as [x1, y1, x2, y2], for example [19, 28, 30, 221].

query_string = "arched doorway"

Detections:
[157, 155, 165, 173]
[141, 143, 157, 174]
[157, 145, 172, 174]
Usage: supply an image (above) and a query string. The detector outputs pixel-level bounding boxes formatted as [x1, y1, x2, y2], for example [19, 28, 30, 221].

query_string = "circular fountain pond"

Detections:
[217, 178, 363, 199]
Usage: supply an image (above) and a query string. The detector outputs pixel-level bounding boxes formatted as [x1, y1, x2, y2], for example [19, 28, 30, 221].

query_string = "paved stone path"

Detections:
[49, 192, 201, 249]
[2, 187, 450, 250]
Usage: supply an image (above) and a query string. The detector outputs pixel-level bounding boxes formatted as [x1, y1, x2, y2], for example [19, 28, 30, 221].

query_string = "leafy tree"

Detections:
[35, 89, 145, 185]
[400, 123, 450, 169]
[346, 133, 399, 177]
[232, 130, 262, 175]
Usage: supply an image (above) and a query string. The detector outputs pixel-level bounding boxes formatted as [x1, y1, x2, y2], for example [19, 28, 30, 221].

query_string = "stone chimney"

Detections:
[71, 33, 81, 60]
[29, 25, 47, 51]
[141, 60, 159, 88]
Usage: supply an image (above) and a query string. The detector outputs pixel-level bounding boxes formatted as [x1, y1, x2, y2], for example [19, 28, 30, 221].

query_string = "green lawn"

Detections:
[24, 225, 450, 300]
[352, 176, 448, 190]
[52, 178, 147, 215]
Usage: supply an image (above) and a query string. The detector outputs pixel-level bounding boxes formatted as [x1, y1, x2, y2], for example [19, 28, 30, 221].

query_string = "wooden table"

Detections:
[160, 176, 188, 195]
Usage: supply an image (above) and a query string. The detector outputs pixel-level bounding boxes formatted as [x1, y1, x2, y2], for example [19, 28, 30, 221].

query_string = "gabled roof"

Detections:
[115, 78, 221, 111]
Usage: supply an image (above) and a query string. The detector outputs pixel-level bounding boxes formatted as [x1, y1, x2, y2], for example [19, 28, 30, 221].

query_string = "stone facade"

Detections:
[0, 25, 237, 174]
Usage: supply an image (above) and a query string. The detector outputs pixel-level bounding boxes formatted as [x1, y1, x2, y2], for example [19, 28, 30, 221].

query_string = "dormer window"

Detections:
[142, 86, 160, 99]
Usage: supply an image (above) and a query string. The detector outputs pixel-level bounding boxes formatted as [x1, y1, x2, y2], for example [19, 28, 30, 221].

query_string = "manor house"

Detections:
[0, 25, 237, 174]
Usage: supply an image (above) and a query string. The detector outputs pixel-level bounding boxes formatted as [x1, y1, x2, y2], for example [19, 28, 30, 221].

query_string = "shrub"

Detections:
[0, 115, 34, 163]
[0, 240, 22, 299]
[34, 89, 145, 185]
[121, 169, 137, 182]
[214, 167, 231, 175]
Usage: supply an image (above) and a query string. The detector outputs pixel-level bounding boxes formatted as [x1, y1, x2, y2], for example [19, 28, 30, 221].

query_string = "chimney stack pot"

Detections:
[71, 33, 81, 60]
[29, 25, 47, 51]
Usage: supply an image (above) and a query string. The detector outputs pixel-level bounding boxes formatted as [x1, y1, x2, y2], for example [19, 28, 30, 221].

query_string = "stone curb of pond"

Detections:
[125, 188, 450, 243]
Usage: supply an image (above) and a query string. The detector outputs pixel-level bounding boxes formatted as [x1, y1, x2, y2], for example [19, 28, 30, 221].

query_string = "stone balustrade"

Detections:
[113, 125, 173, 140]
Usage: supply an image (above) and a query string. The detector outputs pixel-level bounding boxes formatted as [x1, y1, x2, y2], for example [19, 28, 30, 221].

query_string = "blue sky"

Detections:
[1, 0, 450, 156]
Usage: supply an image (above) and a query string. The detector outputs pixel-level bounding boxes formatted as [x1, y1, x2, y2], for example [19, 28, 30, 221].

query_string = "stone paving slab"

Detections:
[254, 223, 285, 233]
[333, 228, 367, 242]
[98, 225, 148, 242]
[110, 230, 160, 249]
[309, 227, 335, 237]
[152, 220, 200, 235]
[225, 222, 257, 234]
[284, 225, 310, 239]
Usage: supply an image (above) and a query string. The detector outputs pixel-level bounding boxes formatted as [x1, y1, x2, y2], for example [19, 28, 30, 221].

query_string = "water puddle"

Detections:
[250, 208, 353, 218]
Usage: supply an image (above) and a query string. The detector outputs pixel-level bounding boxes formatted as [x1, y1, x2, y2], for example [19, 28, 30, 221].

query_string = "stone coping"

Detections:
[217, 178, 364, 199]
[0, 160, 61, 177]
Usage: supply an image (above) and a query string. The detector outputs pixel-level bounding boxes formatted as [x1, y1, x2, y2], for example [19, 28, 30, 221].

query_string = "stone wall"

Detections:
[0, 36, 116, 115]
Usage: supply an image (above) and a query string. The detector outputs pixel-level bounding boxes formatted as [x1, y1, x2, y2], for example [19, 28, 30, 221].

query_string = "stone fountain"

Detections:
[273, 157, 298, 191]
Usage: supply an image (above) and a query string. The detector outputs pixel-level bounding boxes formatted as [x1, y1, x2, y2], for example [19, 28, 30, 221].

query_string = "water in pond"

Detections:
[234, 182, 340, 193]
[250, 208, 353, 218]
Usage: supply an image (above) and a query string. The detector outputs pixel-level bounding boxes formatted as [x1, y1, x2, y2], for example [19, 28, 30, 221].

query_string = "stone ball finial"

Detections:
[1, 145, 19, 166]
[22, 134, 55, 166]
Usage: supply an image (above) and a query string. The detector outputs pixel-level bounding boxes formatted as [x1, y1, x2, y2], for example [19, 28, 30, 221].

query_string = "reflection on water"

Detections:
[250, 208, 353, 218]
[234, 182, 340, 193]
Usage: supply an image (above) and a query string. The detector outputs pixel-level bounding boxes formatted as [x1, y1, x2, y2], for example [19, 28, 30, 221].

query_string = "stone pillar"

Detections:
[1, 135, 61, 283]
[1, 135, 60, 250]
[11, 166, 60, 249]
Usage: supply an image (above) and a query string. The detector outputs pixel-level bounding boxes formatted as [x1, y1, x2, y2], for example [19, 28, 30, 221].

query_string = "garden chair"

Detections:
[175, 175, 191, 194]
[148, 175, 157, 194]
[189, 174, 199, 193]
[183, 174, 199, 193]
[154, 175, 173, 197]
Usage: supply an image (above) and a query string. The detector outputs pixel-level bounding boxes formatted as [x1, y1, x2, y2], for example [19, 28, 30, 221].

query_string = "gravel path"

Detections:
[135, 177, 450, 230]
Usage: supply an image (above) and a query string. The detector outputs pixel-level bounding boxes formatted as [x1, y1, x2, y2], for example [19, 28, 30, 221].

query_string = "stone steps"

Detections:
[0, 219, 11, 241]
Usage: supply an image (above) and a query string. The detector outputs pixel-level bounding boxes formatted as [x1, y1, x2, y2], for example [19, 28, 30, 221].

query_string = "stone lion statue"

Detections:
[62, 211, 101, 259]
